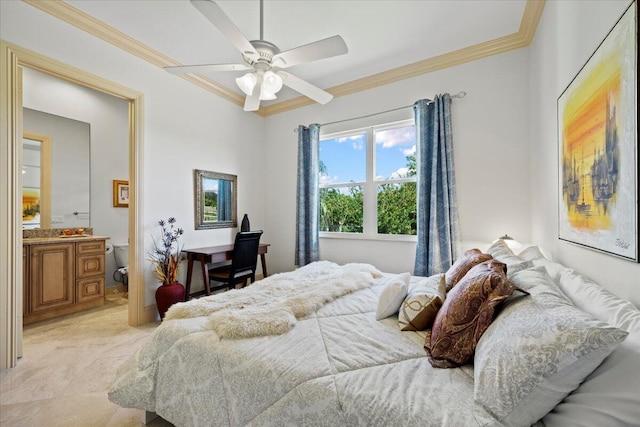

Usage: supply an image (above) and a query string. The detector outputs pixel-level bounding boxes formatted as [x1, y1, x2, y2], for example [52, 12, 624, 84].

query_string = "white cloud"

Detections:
[376, 127, 415, 148]
[390, 167, 409, 179]
[402, 145, 416, 156]
[333, 134, 365, 150]
[337, 135, 363, 144]
[319, 174, 338, 186]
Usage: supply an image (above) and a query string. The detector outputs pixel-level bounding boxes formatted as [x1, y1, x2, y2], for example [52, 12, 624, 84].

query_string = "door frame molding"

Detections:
[1, 40, 150, 370]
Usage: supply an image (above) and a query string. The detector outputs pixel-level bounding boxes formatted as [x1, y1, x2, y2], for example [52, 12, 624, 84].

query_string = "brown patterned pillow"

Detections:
[445, 249, 493, 292]
[398, 274, 446, 331]
[425, 259, 521, 368]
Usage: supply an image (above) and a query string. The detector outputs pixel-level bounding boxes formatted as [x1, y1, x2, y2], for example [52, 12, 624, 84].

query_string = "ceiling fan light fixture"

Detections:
[236, 72, 258, 96]
[259, 84, 277, 101]
[172, 0, 347, 111]
[262, 70, 283, 94]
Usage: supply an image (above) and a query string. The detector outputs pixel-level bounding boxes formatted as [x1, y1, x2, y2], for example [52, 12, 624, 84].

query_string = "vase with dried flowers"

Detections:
[149, 217, 185, 319]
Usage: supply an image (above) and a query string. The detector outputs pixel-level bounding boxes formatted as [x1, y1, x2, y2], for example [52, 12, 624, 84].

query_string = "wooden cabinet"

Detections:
[29, 242, 75, 314]
[75, 240, 105, 303]
[23, 237, 107, 325]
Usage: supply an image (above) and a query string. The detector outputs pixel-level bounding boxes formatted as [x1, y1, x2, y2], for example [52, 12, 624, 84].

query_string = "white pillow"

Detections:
[375, 272, 410, 320]
[557, 268, 640, 331]
[515, 246, 640, 424]
[517, 245, 549, 261]
[517, 245, 567, 281]
[543, 268, 640, 427]
[485, 239, 524, 265]
[474, 266, 628, 427]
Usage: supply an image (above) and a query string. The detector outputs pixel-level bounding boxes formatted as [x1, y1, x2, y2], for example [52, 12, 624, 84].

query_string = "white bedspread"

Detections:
[109, 268, 498, 426]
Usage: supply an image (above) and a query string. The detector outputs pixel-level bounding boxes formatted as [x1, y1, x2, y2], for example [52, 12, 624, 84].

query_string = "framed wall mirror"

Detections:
[193, 169, 237, 229]
[22, 108, 91, 229]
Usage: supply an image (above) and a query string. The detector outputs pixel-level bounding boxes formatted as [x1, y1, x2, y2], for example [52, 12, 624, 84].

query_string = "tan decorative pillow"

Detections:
[398, 274, 446, 331]
[445, 249, 492, 291]
[425, 260, 522, 368]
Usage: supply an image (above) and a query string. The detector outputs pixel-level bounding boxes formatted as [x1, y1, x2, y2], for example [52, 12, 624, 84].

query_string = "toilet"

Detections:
[113, 243, 129, 287]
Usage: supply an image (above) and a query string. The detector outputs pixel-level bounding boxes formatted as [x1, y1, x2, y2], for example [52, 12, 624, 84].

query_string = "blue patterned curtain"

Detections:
[413, 95, 460, 276]
[217, 179, 232, 221]
[295, 124, 320, 266]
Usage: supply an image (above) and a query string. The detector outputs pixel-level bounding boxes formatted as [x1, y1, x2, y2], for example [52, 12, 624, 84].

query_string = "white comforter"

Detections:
[109, 268, 497, 426]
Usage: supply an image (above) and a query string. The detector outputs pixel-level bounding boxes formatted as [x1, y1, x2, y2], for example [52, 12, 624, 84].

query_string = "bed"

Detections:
[108, 242, 640, 426]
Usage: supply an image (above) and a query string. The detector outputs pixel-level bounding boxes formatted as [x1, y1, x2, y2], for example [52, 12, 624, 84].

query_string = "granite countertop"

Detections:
[23, 235, 110, 245]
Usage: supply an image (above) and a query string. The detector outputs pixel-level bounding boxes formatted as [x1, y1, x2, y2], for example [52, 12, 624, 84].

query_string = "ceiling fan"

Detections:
[165, 0, 348, 111]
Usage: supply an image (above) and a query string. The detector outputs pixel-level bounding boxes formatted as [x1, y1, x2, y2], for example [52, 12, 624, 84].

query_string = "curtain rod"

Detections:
[294, 91, 466, 132]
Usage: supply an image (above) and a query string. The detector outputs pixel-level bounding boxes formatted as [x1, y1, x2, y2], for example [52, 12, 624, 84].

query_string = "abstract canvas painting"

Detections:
[558, 1, 638, 262]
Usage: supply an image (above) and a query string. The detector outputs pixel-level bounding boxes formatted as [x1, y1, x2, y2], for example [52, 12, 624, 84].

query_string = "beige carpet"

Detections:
[0, 290, 173, 427]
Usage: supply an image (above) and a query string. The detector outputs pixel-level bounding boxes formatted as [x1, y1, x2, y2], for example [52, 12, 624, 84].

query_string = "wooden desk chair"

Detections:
[208, 230, 263, 291]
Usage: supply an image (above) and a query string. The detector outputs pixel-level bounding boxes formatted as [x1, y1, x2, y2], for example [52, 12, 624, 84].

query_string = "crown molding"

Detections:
[519, 0, 547, 43]
[261, 0, 546, 116]
[22, 0, 245, 107]
[22, 0, 545, 117]
[260, 32, 530, 116]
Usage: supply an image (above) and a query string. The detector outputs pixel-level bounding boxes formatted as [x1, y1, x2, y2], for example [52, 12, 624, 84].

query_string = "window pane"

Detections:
[377, 182, 417, 235]
[320, 186, 363, 233]
[375, 125, 416, 180]
[320, 133, 366, 185]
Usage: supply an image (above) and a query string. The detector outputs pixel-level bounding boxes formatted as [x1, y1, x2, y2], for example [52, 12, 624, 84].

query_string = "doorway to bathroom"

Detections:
[22, 68, 131, 305]
[1, 41, 146, 369]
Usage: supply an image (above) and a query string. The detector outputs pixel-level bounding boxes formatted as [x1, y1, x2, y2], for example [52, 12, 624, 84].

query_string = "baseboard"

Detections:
[142, 304, 160, 324]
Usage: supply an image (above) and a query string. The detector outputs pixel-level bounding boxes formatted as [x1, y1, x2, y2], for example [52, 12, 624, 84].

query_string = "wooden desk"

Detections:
[183, 243, 270, 300]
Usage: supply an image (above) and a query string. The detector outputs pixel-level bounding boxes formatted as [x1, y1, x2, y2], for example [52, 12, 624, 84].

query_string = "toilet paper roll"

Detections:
[105, 243, 114, 255]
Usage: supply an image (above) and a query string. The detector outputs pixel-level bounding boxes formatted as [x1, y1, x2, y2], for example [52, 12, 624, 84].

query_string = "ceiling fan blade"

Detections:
[164, 63, 252, 74]
[190, 0, 259, 59]
[244, 84, 261, 111]
[272, 35, 348, 68]
[278, 71, 333, 105]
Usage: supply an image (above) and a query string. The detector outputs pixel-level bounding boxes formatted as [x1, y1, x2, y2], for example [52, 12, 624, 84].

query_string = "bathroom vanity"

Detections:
[22, 234, 108, 325]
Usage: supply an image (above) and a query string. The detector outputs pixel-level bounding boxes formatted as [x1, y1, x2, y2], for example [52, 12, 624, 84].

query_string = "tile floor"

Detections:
[0, 291, 173, 427]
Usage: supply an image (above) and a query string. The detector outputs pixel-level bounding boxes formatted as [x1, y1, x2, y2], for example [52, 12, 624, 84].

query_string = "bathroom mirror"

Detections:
[193, 169, 237, 230]
[22, 108, 91, 229]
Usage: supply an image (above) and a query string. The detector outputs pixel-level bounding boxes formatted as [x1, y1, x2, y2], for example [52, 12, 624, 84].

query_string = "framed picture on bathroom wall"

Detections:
[557, 1, 638, 262]
[113, 180, 129, 208]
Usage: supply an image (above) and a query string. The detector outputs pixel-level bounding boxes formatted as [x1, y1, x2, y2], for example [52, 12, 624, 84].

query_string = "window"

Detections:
[319, 120, 417, 239]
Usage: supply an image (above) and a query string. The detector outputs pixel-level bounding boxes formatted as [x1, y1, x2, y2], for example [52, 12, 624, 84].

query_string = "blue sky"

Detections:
[320, 125, 415, 185]
[203, 177, 218, 192]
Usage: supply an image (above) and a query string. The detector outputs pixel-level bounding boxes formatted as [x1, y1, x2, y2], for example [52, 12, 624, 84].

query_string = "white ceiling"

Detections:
[65, 0, 527, 104]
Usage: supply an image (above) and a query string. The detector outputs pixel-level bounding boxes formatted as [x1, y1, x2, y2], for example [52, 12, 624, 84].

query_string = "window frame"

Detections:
[319, 118, 417, 242]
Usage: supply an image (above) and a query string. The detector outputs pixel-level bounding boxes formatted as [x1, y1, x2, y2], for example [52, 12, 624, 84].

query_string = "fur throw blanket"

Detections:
[164, 261, 381, 339]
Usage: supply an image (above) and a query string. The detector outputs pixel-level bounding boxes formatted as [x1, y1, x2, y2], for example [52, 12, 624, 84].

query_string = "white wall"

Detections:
[1, 1, 266, 305]
[22, 70, 129, 287]
[264, 49, 531, 275]
[529, 0, 640, 307]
